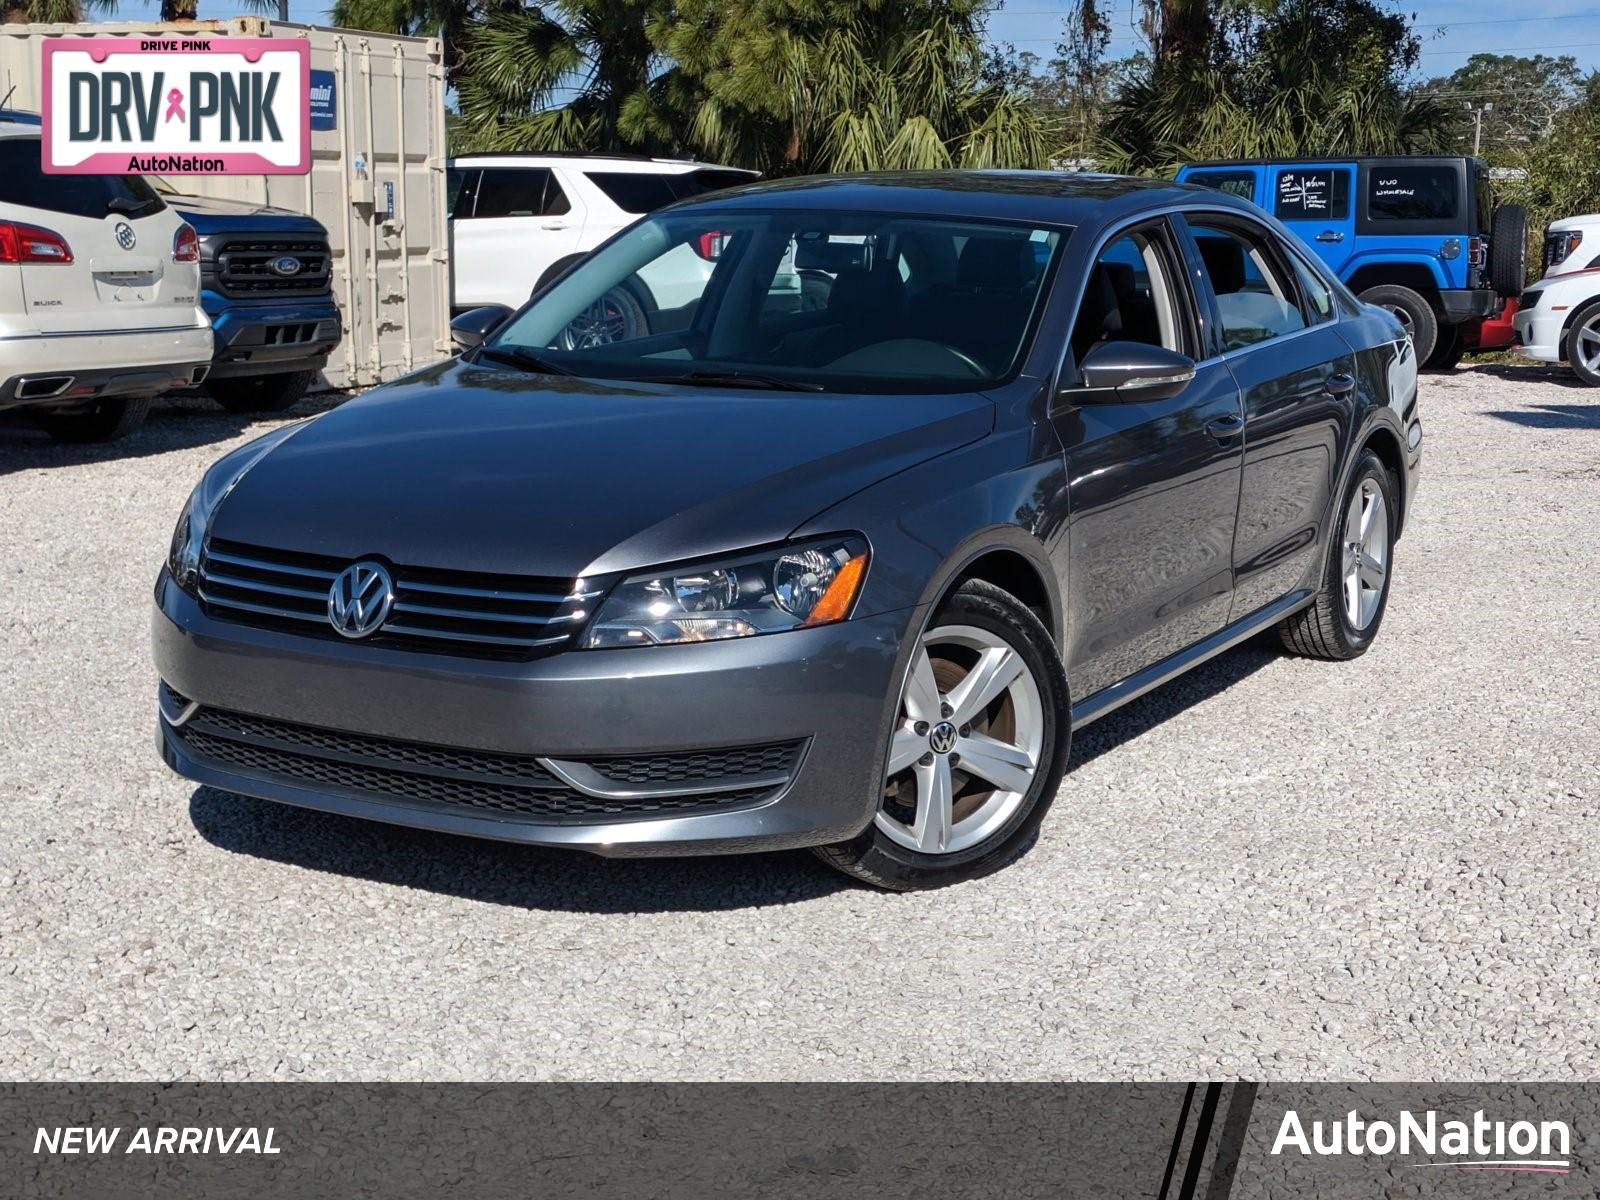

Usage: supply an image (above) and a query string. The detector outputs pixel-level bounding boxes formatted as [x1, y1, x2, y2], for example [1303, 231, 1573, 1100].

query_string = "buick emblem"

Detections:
[327, 561, 394, 638]
[269, 255, 302, 277]
[113, 221, 136, 250]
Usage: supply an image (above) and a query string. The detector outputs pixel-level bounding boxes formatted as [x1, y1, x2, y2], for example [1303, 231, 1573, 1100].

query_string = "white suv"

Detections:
[447, 154, 767, 339]
[0, 119, 213, 441]
[1514, 213, 1600, 386]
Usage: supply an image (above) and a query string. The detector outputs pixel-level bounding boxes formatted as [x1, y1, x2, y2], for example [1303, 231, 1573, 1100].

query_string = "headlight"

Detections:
[166, 423, 305, 593]
[582, 537, 869, 648]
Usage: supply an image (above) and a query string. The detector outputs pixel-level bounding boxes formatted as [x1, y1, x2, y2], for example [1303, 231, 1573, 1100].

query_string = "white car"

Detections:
[0, 119, 214, 441]
[447, 154, 784, 344]
[1514, 213, 1600, 386]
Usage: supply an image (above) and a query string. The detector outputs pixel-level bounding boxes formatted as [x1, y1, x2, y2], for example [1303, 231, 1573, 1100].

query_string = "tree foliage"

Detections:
[1097, 0, 1452, 173]
[1419, 54, 1585, 164]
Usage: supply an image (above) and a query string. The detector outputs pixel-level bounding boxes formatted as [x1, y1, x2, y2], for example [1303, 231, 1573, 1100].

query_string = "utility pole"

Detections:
[1465, 101, 1494, 157]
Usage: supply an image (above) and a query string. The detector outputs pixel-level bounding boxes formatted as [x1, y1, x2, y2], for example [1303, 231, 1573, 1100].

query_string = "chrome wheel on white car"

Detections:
[877, 624, 1045, 855]
[1569, 304, 1600, 386]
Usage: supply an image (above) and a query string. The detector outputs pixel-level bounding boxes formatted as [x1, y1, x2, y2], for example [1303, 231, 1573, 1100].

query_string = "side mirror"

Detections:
[1068, 341, 1197, 403]
[451, 305, 513, 354]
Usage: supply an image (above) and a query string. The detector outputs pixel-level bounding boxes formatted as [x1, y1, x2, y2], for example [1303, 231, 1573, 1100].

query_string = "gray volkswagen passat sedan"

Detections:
[155, 173, 1421, 890]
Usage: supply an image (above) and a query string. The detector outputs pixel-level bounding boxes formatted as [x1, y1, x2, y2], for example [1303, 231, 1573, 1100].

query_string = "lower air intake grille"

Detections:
[170, 703, 800, 824]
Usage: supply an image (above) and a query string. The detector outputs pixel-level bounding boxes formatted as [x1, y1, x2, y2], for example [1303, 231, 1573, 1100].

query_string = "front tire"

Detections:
[1278, 449, 1397, 660]
[1564, 299, 1600, 387]
[814, 580, 1070, 891]
[31, 395, 150, 443]
[208, 369, 315, 414]
[1359, 284, 1438, 365]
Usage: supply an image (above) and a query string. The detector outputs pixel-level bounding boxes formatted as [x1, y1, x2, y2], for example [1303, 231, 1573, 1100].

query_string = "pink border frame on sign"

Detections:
[41, 37, 311, 175]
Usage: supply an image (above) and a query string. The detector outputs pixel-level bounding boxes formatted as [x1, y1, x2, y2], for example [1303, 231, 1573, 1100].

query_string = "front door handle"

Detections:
[541, 221, 570, 230]
[1205, 413, 1244, 440]
[1326, 372, 1356, 395]
[1315, 231, 1344, 243]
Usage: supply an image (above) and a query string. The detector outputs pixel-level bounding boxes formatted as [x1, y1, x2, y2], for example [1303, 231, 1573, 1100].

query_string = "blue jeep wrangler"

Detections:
[1176, 156, 1526, 366]
[159, 191, 342, 412]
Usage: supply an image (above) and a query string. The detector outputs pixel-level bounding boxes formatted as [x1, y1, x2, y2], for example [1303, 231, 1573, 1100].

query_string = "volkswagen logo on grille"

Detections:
[269, 255, 302, 277]
[327, 561, 394, 639]
[113, 222, 136, 250]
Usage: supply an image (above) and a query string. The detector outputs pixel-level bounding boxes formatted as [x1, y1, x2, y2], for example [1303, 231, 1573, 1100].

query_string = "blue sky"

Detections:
[103, 0, 1600, 80]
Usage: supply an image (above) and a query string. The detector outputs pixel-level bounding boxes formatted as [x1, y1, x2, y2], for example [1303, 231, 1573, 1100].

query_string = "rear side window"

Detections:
[466, 168, 569, 219]
[586, 168, 757, 214]
[1367, 166, 1458, 222]
[1274, 168, 1350, 220]
[1188, 219, 1307, 351]
[0, 137, 162, 219]
[1185, 170, 1255, 199]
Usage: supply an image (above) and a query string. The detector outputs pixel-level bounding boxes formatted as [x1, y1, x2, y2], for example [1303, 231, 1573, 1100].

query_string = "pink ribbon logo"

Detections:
[164, 88, 185, 123]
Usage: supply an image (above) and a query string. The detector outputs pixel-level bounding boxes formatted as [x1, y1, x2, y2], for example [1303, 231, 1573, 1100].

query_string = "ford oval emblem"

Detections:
[269, 255, 302, 277]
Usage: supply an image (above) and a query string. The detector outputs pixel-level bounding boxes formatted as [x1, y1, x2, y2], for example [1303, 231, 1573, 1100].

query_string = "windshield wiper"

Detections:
[474, 345, 576, 376]
[656, 369, 824, 393]
[107, 196, 157, 216]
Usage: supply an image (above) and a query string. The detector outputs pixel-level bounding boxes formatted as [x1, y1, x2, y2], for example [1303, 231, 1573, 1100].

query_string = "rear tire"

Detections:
[1490, 204, 1529, 297]
[32, 395, 150, 443]
[813, 580, 1070, 891]
[1359, 284, 1438, 365]
[1563, 298, 1600, 387]
[1278, 449, 1397, 661]
[208, 370, 315, 414]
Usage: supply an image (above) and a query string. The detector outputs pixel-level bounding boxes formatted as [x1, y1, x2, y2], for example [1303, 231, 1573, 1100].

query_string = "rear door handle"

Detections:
[1315, 231, 1344, 243]
[1206, 413, 1244, 440]
[1326, 372, 1356, 395]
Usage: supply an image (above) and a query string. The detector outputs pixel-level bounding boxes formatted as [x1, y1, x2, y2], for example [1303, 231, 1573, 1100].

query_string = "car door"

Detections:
[1269, 163, 1356, 276]
[452, 166, 585, 309]
[1052, 217, 1245, 700]
[1175, 212, 1358, 621]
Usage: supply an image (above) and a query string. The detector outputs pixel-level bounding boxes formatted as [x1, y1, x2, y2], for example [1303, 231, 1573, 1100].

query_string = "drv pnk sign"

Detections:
[41, 37, 309, 175]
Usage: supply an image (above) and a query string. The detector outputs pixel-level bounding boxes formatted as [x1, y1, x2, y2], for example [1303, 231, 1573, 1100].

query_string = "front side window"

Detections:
[1071, 228, 1182, 363]
[486, 211, 1066, 393]
[1188, 219, 1307, 351]
[1367, 166, 1458, 222]
[1274, 168, 1350, 221]
[1186, 170, 1255, 200]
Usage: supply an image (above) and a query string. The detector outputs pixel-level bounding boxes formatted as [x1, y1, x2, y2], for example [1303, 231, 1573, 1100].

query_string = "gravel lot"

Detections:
[1, 363, 1596, 1082]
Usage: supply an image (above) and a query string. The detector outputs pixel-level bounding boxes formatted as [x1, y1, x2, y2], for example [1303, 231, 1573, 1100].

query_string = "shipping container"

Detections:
[0, 17, 450, 391]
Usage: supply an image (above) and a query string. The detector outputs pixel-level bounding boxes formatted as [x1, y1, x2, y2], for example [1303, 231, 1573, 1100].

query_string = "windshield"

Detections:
[487, 209, 1067, 393]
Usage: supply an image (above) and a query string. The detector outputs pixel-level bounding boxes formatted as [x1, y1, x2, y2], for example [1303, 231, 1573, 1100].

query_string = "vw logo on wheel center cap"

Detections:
[327, 561, 394, 638]
[929, 721, 959, 755]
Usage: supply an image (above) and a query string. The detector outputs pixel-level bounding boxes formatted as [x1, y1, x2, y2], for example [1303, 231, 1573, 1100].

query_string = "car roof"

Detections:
[665, 170, 1244, 228]
[1185, 155, 1482, 169]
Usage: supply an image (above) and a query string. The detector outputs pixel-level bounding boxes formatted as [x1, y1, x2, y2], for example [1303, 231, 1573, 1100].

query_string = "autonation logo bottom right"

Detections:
[1273, 1109, 1573, 1174]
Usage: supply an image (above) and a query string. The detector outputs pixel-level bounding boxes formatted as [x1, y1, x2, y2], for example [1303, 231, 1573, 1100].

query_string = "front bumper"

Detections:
[1513, 304, 1566, 363]
[153, 572, 913, 856]
[203, 295, 341, 379]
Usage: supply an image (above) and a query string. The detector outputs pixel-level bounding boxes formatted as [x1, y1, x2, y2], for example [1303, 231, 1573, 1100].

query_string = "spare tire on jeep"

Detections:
[1490, 204, 1529, 296]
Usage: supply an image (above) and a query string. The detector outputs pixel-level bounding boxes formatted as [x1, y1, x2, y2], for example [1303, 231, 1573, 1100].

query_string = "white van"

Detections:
[0, 118, 213, 441]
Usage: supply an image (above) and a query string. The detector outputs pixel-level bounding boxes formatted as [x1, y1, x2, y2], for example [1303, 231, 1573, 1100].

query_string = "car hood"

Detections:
[165, 192, 327, 236]
[212, 359, 994, 579]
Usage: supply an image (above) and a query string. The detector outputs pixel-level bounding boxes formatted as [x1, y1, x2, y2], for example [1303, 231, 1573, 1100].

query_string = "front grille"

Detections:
[197, 538, 598, 660]
[1519, 289, 1543, 311]
[169, 702, 798, 824]
[205, 238, 331, 298]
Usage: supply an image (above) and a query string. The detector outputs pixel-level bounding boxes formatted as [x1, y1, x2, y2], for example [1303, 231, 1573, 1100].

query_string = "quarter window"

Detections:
[1188, 220, 1307, 351]
[1071, 228, 1183, 364]
[1367, 166, 1458, 222]
[1286, 250, 1335, 323]
[1185, 170, 1255, 200]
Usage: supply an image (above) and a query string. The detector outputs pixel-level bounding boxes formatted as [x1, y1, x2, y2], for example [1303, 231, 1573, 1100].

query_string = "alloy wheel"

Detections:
[1574, 313, 1600, 375]
[1341, 477, 1389, 630]
[877, 624, 1045, 855]
[558, 291, 632, 350]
